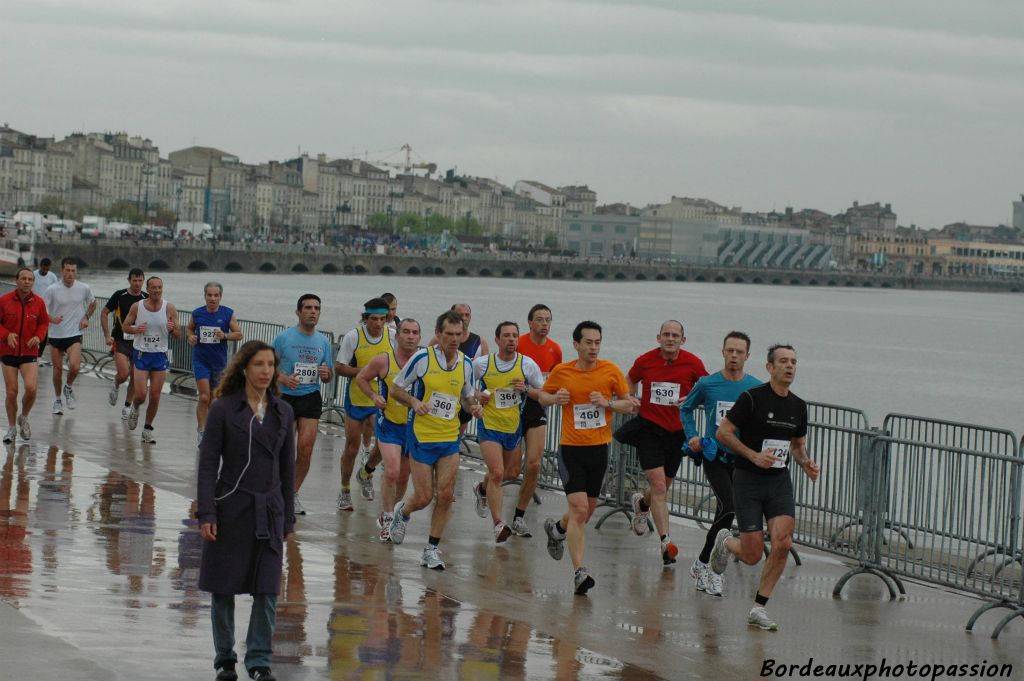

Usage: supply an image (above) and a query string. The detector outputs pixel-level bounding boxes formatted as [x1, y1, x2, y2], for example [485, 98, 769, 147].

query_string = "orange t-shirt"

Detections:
[543, 359, 631, 446]
[517, 334, 562, 374]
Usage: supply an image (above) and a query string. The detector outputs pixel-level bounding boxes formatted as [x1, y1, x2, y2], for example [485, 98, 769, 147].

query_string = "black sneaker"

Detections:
[249, 668, 276, 681]
[215, 663, 238, 680]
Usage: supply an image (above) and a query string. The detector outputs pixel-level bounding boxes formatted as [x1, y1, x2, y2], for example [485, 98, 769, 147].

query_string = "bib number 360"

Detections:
[429, 392, 458, 420]
[573, 404, 606, 430]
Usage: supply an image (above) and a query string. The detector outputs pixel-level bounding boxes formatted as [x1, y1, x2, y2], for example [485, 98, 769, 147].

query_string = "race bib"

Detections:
[762, 438, 791, 469]
[573, 403, 606, 430]
[494, 388, 520, 409]
[140, 335, 162, 351]
[428, 392, 458, 420]
[293, 362, 319, 385]
[199, 326, 220, 344]
[715, 400, 735, 426]
[650, 381, 680, 406]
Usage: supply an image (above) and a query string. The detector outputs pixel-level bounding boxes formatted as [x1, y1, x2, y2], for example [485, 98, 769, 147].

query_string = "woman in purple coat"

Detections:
[197, 340, 295, 681]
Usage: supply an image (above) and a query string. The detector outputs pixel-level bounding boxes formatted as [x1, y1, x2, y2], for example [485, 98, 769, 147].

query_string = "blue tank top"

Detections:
[191, 305, 234, 366]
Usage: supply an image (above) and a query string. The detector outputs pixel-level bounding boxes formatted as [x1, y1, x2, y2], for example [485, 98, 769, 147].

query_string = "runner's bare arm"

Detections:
[791, 437, 819, 480]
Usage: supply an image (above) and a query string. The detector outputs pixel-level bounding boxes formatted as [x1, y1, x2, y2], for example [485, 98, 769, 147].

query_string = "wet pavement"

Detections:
[1, 371, 1021, 680]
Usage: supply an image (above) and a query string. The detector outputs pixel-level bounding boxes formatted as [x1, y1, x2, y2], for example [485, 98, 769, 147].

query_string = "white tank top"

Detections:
[133, 299, 170, 354]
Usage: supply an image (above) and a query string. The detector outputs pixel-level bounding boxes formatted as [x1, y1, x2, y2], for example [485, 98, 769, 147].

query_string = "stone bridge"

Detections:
[35, 239, 1021, 292]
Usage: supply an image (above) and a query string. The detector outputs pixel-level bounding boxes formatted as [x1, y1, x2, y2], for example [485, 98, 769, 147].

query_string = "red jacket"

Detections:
[0, 289, 49, 357]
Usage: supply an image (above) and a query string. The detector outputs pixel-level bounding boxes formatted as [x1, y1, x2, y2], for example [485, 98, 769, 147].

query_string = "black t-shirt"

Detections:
[104, 288, 148, 341]
[726, 383, 807, 476]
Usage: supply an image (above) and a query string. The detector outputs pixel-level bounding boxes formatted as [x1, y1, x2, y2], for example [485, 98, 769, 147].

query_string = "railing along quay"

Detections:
[8, 282, 1021, 638]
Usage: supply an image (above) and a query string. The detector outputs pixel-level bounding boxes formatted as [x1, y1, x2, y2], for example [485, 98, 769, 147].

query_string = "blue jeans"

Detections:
[211, 593, 277, 671]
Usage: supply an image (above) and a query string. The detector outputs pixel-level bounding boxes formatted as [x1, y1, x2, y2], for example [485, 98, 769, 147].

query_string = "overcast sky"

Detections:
[4, 1, 1022, 229]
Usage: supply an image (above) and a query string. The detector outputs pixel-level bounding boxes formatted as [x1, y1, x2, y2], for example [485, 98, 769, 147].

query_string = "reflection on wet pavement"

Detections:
[0, 444, 660, 680]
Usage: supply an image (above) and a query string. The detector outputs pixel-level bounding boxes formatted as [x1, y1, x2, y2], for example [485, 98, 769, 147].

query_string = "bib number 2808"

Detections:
[573, 404, 606, 430]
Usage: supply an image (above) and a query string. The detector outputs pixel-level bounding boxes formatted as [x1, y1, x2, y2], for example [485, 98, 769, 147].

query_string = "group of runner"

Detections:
[0, 263, 820, 631]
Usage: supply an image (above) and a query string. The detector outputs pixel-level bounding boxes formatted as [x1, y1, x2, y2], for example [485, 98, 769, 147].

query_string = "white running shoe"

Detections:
[493, 521, 512, 543]
[473, 481, 488, 518]
[748, 606, 778, 631]
[420, 545, 445, 570]
[357, 467, 375, 501]
[121, 406, 131, 421]
[544, 518, 565, 561]
[3, 426, 15, 444]
[108, 380, 119, 406]
[63, 384, 76, 409]
[336, 488, 353, 511]
[690, 558, 709, 591]
[52, 398, 64, 416]
[573, 567, 595, 595]
[378, 512, 394, 542]
[16, 415, 29, 441]
[127, 405, 140, 430]
[142, 429, 156, 444]
[706, 569, 724, 597]
[709, 528, 732, 574]
[389, 501, 408, 544]
[630, 492, 650, 536]
[510, 516, 532, 537]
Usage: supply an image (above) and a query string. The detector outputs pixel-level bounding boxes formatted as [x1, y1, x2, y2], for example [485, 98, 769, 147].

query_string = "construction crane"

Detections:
[371, 144, 437, 176]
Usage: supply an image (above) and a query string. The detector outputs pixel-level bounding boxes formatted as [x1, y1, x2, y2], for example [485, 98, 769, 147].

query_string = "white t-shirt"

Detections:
[32, 270, 58, 297]
[42, 281, 96, 339]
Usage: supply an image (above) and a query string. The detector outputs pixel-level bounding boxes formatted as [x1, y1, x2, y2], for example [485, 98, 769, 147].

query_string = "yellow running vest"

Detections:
[480, 353, 525, 434]
[412, 349, 466, 443]
[381, 350, 409, 426]
[347, 325, 394, 407]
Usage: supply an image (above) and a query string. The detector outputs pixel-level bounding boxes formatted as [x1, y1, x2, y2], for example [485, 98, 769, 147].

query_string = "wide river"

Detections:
[82, 271, 1023, 434]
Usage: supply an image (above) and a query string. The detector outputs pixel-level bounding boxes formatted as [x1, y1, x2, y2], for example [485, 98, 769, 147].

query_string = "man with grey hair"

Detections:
[709, 343, 820, 632]
[188, 281, 243, 445]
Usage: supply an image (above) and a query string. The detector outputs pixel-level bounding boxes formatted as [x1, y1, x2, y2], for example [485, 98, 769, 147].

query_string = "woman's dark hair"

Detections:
[214, 340, 280, 398]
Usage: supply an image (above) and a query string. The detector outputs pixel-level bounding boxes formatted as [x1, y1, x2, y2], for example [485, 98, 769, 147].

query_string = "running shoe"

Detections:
[389, 501, 408, 544]
[544, 518, 565, 561]
[357, 467, 375, 501]
[336, 488, 353, 511]
[748, 606, 778, 631]
[630, 492, 650, 536]
[63, 384, 76, 409]
[215, 662, 238, 680]
[573, 567, 595, 595]
[127, 405, 139, 430]
[378, 512, 394, 542]
[121, 406, 131, 421]
[473, 481, 487, 518]
[493, 521, 512, 543]
[52, 398, 64, 416]
[16, 415, 29, 441]
[294, 497, 306, 516]
[421, 545, 445, 570]
[108, 380, 119, 406]
[3, 426, 15, 444]
[690, 558, 709, 592]
[709, 528, 732, 574]
[661, 538, 678, 565]
[249, 667, 277, 681]
[706, 569, 724, 597]
[142, 429, 156, 444]
[510, 516, 532, 537]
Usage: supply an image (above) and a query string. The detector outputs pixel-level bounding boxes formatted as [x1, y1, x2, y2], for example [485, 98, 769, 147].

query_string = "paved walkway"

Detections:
[0, 371, 1020, 680]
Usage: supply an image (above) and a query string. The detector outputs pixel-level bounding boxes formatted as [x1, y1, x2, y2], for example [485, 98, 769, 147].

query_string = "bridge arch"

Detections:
[456, 268, 469, 276]
[714, 275, 726, 283]
[594, 271, 606, 280]
[551, 270, 564, 279]
[291, 263, 309, 273]
[501, 269, 515, 278]
[734, 277, 744, 283]
[752, 277, 763, 284]
[573, 271, 585, 279]
[107, 258, 130, 269]
[695, 275, 707, 282]
[149, 259, 170, 270]
[407, 266, 421, 275]
[479, 268, 492, 277]
[258, 262, 276, 272]
[524, 270, 537, 278]
[790, 279, 801, 285]
[225, 262, 244, 272]
[322, 263, 339, 273]
[433, 266, 446, 276]
[380, 265, 394, 275]
[674, 274, 686, 282]
[187, 260, 208, 271]
[655, 274, 666, 281]
[354, 264, 367, 274]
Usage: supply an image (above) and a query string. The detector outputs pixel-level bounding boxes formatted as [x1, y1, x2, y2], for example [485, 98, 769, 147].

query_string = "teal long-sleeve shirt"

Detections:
[680, 371, 763, 463]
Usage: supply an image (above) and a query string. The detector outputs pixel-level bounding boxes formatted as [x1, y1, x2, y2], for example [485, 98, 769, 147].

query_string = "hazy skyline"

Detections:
[4, 1, 1022, 229]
